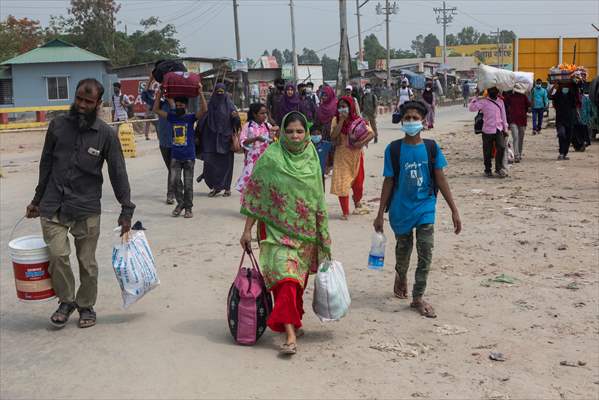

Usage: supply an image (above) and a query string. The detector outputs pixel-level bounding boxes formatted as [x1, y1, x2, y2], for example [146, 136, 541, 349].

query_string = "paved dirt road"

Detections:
[1, 105, 598, 399]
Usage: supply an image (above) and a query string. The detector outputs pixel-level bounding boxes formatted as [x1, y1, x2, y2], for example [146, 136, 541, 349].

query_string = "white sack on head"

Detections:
[477, 64, 516, 92]
[514, 71, 534, 92]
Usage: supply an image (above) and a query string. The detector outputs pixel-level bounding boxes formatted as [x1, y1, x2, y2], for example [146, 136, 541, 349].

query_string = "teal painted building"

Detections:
[0, 39, 116, 107]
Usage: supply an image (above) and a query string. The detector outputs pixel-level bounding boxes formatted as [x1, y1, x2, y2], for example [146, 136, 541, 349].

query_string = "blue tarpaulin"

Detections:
[401, 70, 425, 89]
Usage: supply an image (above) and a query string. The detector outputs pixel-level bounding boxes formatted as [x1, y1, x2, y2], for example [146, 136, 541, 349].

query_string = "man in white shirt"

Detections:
[345, 84, 361, 115]
[397, 79, 414, 109]
[112, 82, 132, 122]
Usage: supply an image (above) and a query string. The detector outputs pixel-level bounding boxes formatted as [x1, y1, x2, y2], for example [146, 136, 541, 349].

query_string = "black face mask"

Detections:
[175, 108, 186, 116]
[69, 104, 97, 133]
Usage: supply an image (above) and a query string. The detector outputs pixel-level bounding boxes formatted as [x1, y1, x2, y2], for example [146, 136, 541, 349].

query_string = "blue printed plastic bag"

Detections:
[111, 229, 160, 308]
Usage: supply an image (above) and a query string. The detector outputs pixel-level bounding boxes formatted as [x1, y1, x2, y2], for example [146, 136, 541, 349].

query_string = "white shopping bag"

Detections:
[111, 229, 160, 308]
[312, 260, 351, 322]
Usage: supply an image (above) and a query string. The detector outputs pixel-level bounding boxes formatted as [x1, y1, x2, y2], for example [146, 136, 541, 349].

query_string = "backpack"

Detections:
[227, 249, 273, 346]
[474, 98, 502, 134]
[385, 138, 438, 212]
[152, 60, 187, 83]
[348, 117, 369, 148]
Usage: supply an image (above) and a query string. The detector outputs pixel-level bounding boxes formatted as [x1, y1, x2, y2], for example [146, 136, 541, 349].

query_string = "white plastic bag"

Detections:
[111, 229, 160, 308]
[478, 64, 516, 92]
[312, 260, 351, 322]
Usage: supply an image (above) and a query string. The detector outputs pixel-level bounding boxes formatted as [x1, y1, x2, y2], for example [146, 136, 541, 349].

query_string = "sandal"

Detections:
[78, 307, 97, 328]
[50, 302, 77, 328]
[208, 190, 222, 198]
[279, 342, 297, 355]
[410, 300, 437, 318]
[184, 209, 193, 218]
[296, 328, 305, 338]
[223, 190, 231, 197]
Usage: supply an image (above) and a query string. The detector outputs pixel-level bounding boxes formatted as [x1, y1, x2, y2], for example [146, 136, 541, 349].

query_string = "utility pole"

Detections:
[376, 1, 397, 88]
[338, 0, 350, 91]
[356, 0, 370, 76]
[232, 0, 245, 108]
[433, 1, 457, 65]
[290, 0, 299, 82]
[490, 28, 502, 68]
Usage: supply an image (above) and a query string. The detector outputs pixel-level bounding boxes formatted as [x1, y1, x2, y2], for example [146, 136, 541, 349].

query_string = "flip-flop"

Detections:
[279, 342, 297, 355]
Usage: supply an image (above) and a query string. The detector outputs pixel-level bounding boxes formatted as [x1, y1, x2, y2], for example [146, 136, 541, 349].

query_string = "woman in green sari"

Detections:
[240, 111, 331, 355]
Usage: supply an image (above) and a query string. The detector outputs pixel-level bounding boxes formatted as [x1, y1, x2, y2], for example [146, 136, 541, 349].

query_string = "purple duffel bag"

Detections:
[227, 249, 273, 345]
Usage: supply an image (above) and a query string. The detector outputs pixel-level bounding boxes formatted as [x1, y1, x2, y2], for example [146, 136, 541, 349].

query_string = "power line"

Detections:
[433, 1, 457, 65]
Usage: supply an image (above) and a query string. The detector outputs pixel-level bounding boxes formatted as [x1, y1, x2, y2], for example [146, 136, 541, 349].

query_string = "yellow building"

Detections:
[515, 37, 598, 81]
[435, 44, 513, 68]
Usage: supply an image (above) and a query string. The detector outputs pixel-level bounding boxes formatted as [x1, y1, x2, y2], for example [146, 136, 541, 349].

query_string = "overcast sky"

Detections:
[2, 0, 598, 60]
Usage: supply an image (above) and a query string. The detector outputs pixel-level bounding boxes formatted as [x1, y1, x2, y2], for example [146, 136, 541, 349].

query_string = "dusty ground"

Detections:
[1, 105, 598, 400]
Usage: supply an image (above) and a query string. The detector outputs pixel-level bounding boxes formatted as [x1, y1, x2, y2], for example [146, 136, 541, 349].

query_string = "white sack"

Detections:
[514, 71, 534, 92]
[478, 64, 516, 92]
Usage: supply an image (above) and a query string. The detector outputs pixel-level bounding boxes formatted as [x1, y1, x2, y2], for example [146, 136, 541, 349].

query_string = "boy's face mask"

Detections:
[536, 83, 542, 88]
[364, 88, 371, 94]
[562, 88, 570, 94]
[311, 134, 322, 144]
[400, 121, 424, 136]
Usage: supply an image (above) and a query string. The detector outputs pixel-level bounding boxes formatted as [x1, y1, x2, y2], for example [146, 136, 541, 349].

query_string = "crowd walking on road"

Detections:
[21, 67, 598, 357]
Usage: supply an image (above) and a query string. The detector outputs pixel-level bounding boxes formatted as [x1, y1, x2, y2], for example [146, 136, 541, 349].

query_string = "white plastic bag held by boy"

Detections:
[111, 228, 160, 308]
[312, 260, 351, 322]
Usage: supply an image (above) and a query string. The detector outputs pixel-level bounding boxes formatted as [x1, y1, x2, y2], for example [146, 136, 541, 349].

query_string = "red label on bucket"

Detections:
[13, 262, 50, 281]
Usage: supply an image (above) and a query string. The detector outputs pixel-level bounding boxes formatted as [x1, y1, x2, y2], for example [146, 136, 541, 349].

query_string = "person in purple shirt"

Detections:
[469, 87, 509, 178]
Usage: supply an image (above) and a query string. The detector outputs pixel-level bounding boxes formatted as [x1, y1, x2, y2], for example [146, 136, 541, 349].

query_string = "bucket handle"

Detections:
[9, 216, 26, 242]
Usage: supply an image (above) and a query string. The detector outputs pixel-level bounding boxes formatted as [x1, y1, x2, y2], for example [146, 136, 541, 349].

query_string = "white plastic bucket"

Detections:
[8, 234, 55, 302]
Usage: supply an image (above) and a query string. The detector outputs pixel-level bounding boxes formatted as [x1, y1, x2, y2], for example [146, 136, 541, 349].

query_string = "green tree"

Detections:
[298, 47, 320, 64]
[125, 17, 184, 65]
[271, 48, 283, 66]
[391, 48, 417, 59]
[321, 54, 338, 81]
[499, 30, 516, 43]
[363, 33, 386, 70]
[477, 33, 494, 45]
[283, 49, 293, 64]
[457, 26, 480, 45]
[446, 33, 459, 46]
[411, 33, 440, 57]
[0, 16, 44, 62]
[262, 49, 270, 56]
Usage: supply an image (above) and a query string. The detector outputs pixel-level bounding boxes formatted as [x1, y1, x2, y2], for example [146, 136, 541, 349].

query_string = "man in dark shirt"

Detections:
[550, 82, 578, 160]
[267, 78, 285, 125]
[25, 78, 135, 329]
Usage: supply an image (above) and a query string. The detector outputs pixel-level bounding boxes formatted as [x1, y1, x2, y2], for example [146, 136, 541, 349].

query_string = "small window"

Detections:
[47, 77, 69, 100]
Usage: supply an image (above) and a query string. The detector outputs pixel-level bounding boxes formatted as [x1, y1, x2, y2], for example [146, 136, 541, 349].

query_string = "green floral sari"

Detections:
[241, 113, 331, 290]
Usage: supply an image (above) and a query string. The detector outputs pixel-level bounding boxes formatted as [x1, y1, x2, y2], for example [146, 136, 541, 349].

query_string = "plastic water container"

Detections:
[368, 232, 386, 270]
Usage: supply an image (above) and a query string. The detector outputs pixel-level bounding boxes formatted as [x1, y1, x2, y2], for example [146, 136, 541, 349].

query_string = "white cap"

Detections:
[345, 85, 353, 90]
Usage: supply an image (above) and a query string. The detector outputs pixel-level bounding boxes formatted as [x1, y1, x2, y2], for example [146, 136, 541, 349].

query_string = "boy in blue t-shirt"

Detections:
[310, 124, 332, 191]
[153, 83, 207, 218]
[374, 101, 461, 318]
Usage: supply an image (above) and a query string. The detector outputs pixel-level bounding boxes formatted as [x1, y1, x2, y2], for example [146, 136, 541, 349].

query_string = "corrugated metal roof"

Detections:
[1, 39, 108, 66]
[389, 56, 478, 72]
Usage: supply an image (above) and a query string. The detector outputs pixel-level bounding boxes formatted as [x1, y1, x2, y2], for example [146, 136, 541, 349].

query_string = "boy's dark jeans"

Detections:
[395, 224, 434, 298]
[482, 130, 506, 173]
[557, 124, 573, 156]
[169, 159, 195, 209]
[532, 108, 544, 131]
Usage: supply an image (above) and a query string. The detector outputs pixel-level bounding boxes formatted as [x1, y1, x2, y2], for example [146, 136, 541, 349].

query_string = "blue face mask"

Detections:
[561, 88, 570, 94]
[311, 134, 322, 144]
[400, 121, 423, 136]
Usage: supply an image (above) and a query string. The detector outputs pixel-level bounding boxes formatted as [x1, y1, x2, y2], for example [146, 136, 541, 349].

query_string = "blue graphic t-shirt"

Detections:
[383, 141, 447, 235]
[167, 112, 196, 161]
[315, 140, 332, 175]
